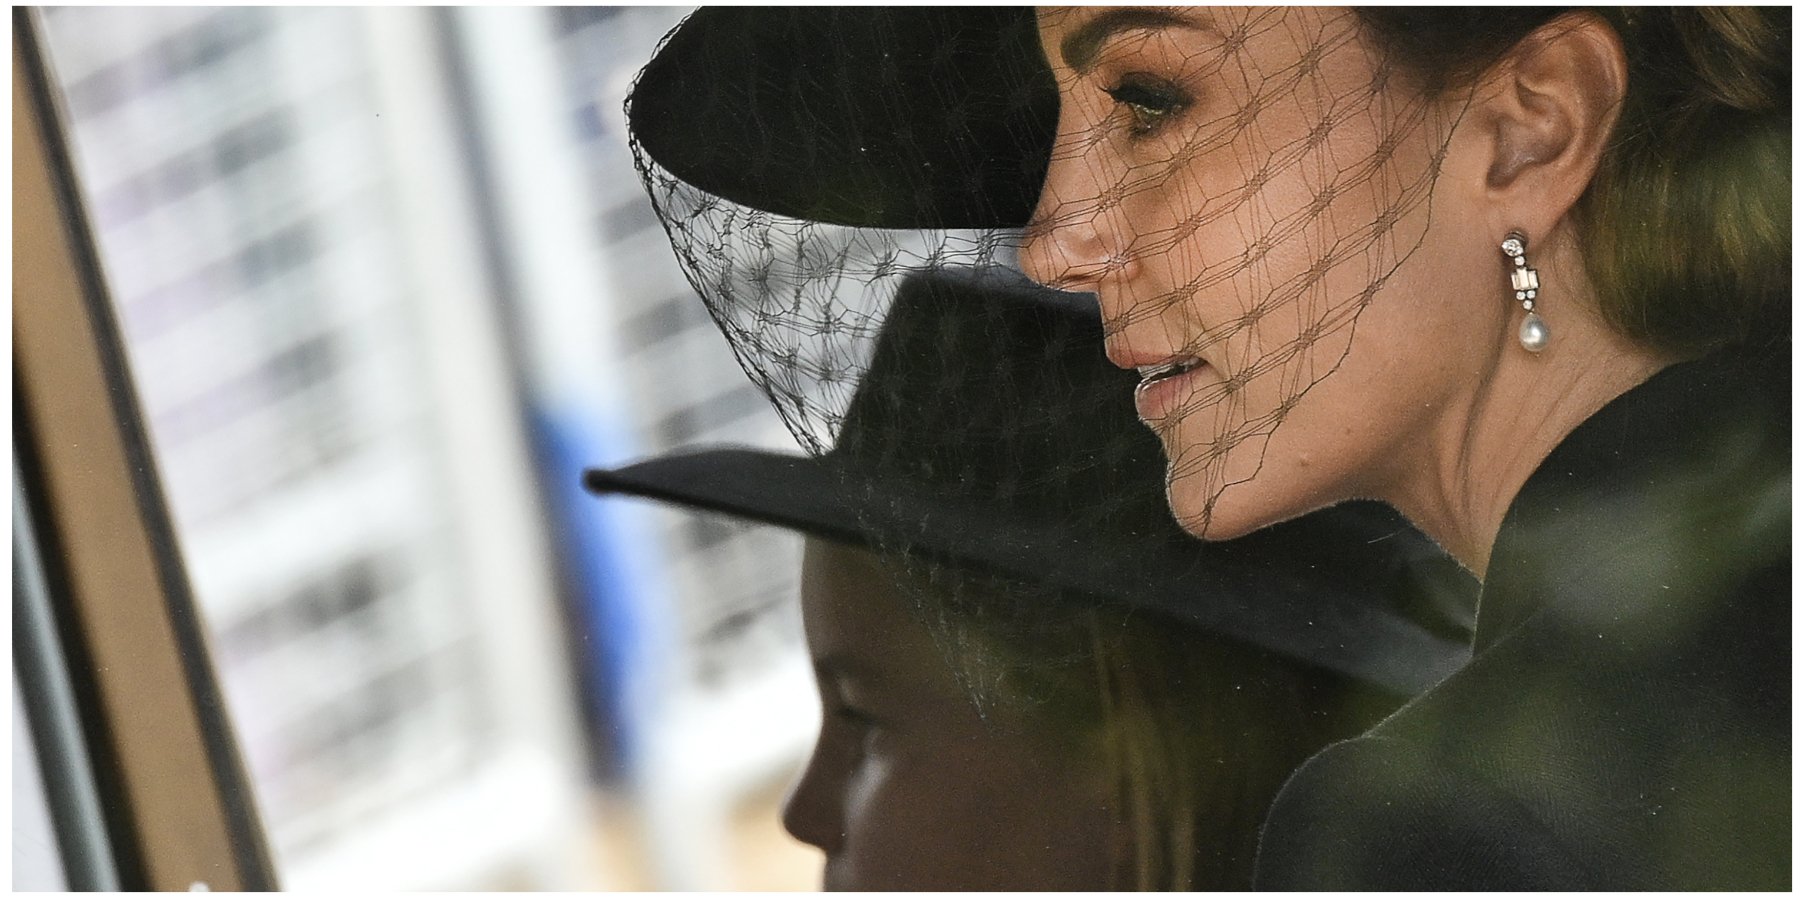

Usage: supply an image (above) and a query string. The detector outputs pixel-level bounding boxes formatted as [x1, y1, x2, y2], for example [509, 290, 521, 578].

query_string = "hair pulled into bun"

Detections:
[1358, 7, 1790, 359]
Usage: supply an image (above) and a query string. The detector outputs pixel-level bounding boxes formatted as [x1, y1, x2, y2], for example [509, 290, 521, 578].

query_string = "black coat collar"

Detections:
[1477, 349, 1791, 653]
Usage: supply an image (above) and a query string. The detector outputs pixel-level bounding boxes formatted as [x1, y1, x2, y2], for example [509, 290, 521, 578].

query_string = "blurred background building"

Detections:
[29, 6, 819, 890]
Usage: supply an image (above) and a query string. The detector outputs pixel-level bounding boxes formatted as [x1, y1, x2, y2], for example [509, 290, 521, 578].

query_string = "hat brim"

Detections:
[584, 446, 1471, 695]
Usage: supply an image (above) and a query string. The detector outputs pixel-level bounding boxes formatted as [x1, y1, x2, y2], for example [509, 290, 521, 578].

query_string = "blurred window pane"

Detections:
[36, 6, 819, 891]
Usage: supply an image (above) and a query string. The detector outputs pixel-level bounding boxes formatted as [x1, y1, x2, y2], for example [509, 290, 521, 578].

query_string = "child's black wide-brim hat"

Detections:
[627, 7, 1055, 230]
[585, 270, 1474, 696]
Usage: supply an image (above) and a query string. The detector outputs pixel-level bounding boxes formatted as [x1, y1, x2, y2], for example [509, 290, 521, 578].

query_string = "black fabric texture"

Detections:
[1254, 350, 1793, 890]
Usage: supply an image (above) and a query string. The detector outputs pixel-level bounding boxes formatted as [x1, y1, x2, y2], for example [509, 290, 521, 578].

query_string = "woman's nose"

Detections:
[1018, 154, 1134, 293]
[779, 743, 843, 854]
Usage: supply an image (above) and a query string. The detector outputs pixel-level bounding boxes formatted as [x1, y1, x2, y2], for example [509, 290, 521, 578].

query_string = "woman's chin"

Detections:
[1167, 476, 1295, 542]
[1171, 506, 1258, 542]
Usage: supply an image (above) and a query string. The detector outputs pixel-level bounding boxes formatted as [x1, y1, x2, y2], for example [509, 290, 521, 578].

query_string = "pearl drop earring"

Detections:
[1501, 232, 1548, 353]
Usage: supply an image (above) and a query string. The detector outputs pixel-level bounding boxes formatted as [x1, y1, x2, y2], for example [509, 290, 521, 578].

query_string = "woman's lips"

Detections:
[1134, 361, 1211, 426]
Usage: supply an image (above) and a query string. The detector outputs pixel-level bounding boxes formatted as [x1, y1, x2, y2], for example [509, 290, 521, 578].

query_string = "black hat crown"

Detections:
[629, 7, 1056, 229]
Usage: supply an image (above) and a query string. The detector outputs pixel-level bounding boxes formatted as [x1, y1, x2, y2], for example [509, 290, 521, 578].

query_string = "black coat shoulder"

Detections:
[1253, 354, 1792, 890]
[1255, 735, 1597, 891]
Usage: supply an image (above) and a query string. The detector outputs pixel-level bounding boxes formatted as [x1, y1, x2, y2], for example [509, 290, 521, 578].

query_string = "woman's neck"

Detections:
[1385, 306, 1674, 580]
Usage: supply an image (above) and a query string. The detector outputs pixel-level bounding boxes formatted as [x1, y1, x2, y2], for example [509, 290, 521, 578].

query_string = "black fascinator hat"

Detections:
[587, 270, 1474, 696]
[628, 7, 1054, 229]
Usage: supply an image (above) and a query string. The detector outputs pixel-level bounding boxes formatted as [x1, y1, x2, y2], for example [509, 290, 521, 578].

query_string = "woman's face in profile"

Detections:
[782, 540, 1120, 891]
[1022, 7, 1497, 540]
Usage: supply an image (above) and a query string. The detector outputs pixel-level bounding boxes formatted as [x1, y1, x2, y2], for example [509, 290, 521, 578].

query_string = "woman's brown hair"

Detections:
[1357, 8, 1791, 360]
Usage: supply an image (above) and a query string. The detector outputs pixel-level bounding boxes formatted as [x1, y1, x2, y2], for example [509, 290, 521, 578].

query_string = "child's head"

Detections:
[782, 536, 1399, 891]
[781, 539, 1119, 890]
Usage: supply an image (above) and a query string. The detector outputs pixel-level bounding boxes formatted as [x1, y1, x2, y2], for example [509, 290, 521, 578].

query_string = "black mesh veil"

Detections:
[623, 6, 1480, 673]
[1023, 8, 1453, 533]
[626, 4, 1477, 678]
[628, 8, 1051, 460]
[629, 8, 1462, 540]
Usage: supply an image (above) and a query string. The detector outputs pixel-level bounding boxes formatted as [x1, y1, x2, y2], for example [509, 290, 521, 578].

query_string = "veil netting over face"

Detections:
[622, 5, 1483, 685]
[629, 9, 1465, 542]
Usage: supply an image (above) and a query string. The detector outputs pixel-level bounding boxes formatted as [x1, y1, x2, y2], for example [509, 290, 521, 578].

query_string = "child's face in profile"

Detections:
[782, 539, 1122, 891]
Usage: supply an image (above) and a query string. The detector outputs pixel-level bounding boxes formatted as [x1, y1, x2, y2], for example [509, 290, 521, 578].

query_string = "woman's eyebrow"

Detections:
[1060, 8, 1215, 73]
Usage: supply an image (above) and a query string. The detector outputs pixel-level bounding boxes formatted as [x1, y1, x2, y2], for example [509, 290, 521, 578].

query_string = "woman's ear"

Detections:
[1475, 12, 1628, 238]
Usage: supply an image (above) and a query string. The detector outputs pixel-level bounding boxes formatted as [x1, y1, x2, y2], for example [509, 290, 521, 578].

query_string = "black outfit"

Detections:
[1254, 351, 1792, 890]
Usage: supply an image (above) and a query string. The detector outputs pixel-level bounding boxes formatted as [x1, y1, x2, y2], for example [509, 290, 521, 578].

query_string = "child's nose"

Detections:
[779, 742, 844, 854]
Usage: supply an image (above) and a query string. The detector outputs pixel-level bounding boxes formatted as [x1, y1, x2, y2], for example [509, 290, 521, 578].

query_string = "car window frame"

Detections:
[13, 7, 278, 891]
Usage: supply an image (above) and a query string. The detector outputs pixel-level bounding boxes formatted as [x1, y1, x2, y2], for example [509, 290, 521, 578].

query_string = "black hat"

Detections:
[627, 7, 1055, 229]
[586, 270, 1474, 695]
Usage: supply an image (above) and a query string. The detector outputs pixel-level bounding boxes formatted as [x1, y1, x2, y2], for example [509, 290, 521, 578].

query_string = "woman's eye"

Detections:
[1101, 76, 1190, 136]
